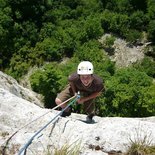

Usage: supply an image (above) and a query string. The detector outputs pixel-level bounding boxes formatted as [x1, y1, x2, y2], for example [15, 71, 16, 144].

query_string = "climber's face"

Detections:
[80, 75, 93, 87]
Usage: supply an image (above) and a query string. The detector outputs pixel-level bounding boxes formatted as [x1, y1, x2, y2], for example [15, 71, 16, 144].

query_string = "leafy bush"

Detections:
[33, 38, 64, 62]
[52, 24, 79, 57]
[0, 2, 14, 69]
[129, 11, 148, 31]
[6, 45, 33, 79]
[124, 29, 142, 43]
[147, 0, 155, 20]
[82, 14, 103, 40]
[148, 20, 155, 42]
[134, 57, 155, 78]
[103, 35, 115, 48]
[29, 63, 61, 108]
[97, 68, 155, 117]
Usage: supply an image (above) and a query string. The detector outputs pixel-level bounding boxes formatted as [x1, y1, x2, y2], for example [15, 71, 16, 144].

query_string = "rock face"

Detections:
[0, 87, 155, 155]
[112, 38, 144, 67]
[0, 71, 43, 107]
[99, 34, 145, 67]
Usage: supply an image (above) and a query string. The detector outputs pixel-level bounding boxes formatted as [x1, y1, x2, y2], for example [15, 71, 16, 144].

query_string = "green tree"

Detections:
[124, 29, 142, 43]
[134, 57, 155, 78]
[75, 0, 102, 17]
[129, 0, 147, 12]
[52, 24, 79, 57]
[8, 0, 46, 23]
[143, 84, 155, 114]
[64, 14, 103, 44]
[13, 21, 39, 50]
[129, 11, 148, 31]
[55, 57, 79, 89]
[147, 0, 155, 19]
[0, 0, 14, 69]
[100, 10, 112, 31]
[83, 14, 103, 40]
[101, 11, 130, 37]
[6, 45, 32, 79]
[33, 37, 64, 63]
[116, 0, 132, 14]
[39, 22, 55, 40]
[110, 13, 129, 35]
[29, 63, 61, 108]
[100, 0, 133, 14]
[97, 68, 154, 117]
[148, 20, 155, 42]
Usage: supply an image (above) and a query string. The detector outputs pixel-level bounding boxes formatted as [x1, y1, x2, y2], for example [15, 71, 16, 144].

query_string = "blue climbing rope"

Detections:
[18, 94, 80, 155]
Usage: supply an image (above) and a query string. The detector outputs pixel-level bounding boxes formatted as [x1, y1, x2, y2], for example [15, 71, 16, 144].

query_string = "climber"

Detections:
[55, 61, 104, 123]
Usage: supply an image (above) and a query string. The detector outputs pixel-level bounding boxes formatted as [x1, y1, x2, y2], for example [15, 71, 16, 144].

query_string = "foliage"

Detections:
[29, 63, 61, 108]
[103, 35, 115, 48]
[1, 0, 155, 74]
[0, 0, 14, 69]
[13, 21, 39, 49]
[147, 0, 155, 19]
[124, 29, 142, 43]
[33, 38, 64, 62]
[6, 45, 33, 79]
[101, 11, 129, 34]
[129, 11, 148, 31]
[51, 24, 79, 57]
[1, 0, 155, 117]
[100, 0, 132, 14]
[80, 14, 103, 41]
[133, 57, 155, 78]
[148, 20, 155, 42]
[97, 68, 155, 117]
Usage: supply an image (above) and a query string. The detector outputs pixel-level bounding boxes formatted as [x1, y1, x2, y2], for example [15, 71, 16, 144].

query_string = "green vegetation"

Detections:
[29, 63, 61, 108]
[46, 140, 81, 155]
[126, 127, 155, 155]
[134, 57, 155, 78]
[1, 0, 155, 117]
[97, 68, 155, 117]
[53, 144, 81, 155]
[126, 142, 155, 155]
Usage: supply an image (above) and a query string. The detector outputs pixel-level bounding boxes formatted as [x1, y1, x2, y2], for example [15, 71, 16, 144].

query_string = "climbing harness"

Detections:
[18, 93, 80, 155]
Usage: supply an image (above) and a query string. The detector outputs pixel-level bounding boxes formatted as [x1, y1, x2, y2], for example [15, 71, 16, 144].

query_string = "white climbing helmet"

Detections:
[77, 61, 94, 75]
